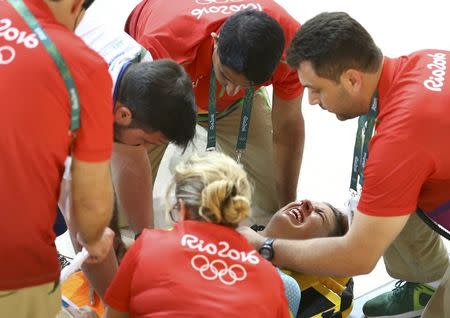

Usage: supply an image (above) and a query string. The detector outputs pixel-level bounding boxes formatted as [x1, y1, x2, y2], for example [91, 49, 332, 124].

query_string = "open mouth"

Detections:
[287, 208, 303, 224]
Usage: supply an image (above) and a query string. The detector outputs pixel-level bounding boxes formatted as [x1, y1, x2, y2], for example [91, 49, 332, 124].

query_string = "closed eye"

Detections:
[315, 208, 326, 222]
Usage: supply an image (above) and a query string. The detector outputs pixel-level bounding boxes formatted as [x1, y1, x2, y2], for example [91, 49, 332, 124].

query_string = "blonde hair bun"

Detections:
[201, 179, 250, 226]
[167, 152, 252, 227]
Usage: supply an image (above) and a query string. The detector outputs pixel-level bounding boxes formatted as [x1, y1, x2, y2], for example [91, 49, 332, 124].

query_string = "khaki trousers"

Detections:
[148, 89, 278, 226]
[0, 281, 61, 318]
[383, 212, 450, 317]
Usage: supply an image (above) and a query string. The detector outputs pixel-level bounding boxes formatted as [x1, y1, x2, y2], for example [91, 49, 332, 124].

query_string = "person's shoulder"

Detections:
[381, 51, 448, 116]
[47, 25, 109, 79]
[140, 227, 174, 241]
[391, 50, 447, 85]
[261, 0, 300, 29]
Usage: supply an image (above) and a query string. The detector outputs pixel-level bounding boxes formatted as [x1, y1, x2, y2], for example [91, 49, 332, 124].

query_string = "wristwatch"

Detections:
[258, 238, 275, 261]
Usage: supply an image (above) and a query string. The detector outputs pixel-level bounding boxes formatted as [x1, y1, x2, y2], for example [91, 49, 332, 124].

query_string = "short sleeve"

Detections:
[72, 63, 113, 162]
[358, 135, 433, 216]
[104, 234, 144, 312]
[271, 62, 304, 101]
[271, 13, 303, 101]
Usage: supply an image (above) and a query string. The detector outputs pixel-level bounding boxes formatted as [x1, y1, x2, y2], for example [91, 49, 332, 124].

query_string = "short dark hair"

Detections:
[324, 202, 348, 237]
[218, 9, 285, 85]
[287, 12, 383, 82]
[117, 59, 197, 149]
[82, 0, 95, 10]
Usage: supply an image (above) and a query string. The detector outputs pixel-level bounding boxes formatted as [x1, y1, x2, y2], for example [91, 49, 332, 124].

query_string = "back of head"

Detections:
[218, 9, 285, 85]
[167, 152, 252, 228]
[118, 59, 197, 149]
[45, 0, 96, 30]
[82, 0, 95, 10]
[287, 12, 383, 82]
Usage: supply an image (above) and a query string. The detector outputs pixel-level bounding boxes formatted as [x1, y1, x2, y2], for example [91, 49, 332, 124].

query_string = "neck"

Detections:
[44, 0, 80, 31]
[362, 58, 384, 112]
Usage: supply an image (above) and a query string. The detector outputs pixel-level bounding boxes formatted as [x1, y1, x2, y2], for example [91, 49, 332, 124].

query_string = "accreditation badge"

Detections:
[345, 189, 361, 226]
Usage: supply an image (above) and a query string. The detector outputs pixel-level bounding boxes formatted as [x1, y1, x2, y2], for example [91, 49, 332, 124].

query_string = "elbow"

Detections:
[356, 261, 377, 276]
[349, 254, 379, 276]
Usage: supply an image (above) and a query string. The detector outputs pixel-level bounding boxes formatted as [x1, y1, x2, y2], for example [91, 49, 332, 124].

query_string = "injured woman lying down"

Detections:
[250, 200, 353, 318]
[252, 199, 348, 240]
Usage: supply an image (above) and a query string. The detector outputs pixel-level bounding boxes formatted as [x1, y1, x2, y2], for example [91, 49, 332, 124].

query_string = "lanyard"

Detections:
[349, 91, 379, 192]
[206, 68, 254, 163]
[8, 0, 80, 132]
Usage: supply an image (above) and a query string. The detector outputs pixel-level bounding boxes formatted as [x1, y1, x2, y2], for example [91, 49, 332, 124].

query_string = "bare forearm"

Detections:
[273, 118, 304, 206]
[272, 236, 375, 277]
[272, 94, 304, 207]
[111, 143, 154, 232]
[72, 188, 113, 244]
[71, 160, 114, 244]
[72, 196, 113, 244]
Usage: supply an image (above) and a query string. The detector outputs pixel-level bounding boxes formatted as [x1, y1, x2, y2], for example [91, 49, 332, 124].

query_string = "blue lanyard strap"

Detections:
[8, 0, 80, 132]
[206, 67, 255, 163]
[350, 91, 379, 191]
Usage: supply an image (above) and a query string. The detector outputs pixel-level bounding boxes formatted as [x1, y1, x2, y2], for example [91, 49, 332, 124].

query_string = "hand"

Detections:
[237, 226, 265, 249]
[77, 227, 115, 264]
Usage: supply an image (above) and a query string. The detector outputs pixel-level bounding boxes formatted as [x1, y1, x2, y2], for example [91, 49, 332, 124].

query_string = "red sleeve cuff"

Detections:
[273, 85, 304, 101]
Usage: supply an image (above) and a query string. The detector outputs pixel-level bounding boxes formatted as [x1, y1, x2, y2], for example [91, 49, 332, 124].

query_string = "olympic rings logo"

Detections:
[0, 45, 15, 65]
[191, 254, 247, 285]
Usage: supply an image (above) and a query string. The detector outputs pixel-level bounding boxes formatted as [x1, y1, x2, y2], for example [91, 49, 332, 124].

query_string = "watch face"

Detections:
[259, 246, 273, 260]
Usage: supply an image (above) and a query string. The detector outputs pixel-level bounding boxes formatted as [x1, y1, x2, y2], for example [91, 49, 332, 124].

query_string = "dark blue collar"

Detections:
[113, 61, 133, 107]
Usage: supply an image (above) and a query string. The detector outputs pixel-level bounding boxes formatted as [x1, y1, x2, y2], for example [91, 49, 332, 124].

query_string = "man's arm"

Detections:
[271, 93, 304, 207]
[240, 210, 410, 277]
[71, 157, 114, 261]
[111, 142, 154, 232]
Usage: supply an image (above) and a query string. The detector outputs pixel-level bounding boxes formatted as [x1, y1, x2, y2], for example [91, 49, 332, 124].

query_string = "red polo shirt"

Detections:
[125, 0, 303, 113]
[105, 221, 290, 317]
[0, 0, 113, 289]
[358, 51, 450, 217]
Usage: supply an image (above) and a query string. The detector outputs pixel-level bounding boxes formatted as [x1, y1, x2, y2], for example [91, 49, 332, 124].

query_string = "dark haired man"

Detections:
[0, 0, 114, 316]
[75, 8, 196, 234]
[56, 12, 197, 300]
[126, 1, 305, 225]
[241, 11, 450, 318]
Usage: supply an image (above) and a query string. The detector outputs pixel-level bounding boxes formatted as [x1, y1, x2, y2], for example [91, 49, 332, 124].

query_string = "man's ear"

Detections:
[114, 104, 133, 126]
[211, 32, 219, 48]
[341, 69, 363, 95]
[70, 0, 84, 14]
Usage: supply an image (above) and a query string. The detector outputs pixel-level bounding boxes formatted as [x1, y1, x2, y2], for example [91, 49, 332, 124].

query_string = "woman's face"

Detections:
[262, 200, 338, 240]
